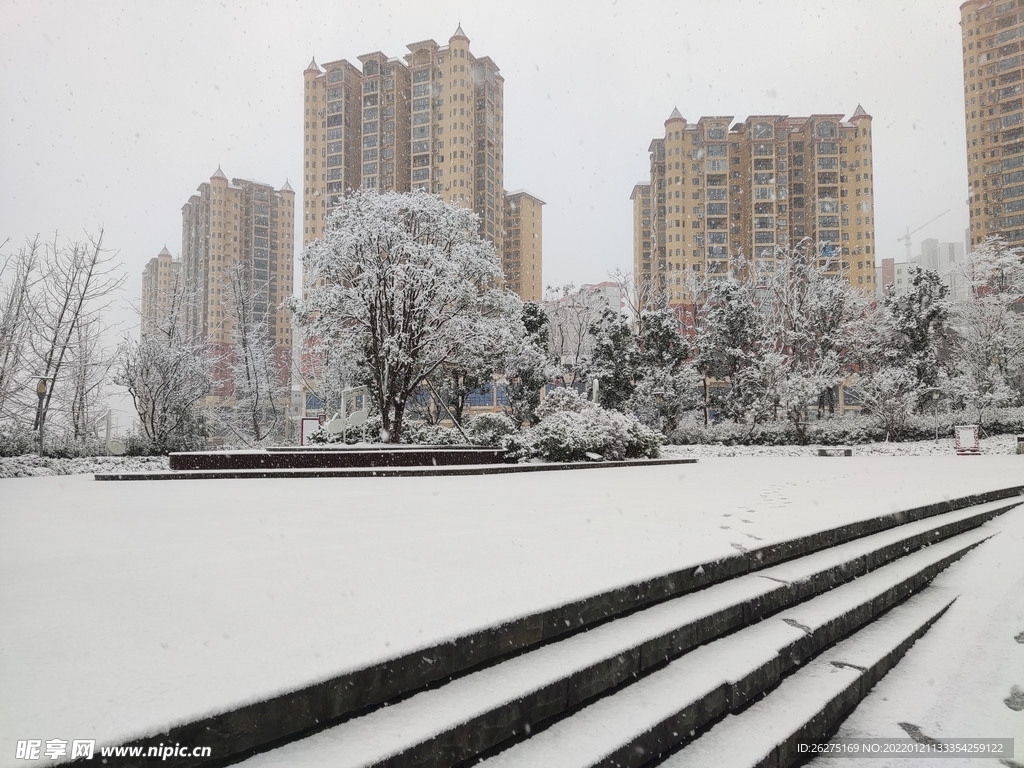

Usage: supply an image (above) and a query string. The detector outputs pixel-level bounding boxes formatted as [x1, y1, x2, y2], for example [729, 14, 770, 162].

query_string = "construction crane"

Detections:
[896, 210, 951, 262]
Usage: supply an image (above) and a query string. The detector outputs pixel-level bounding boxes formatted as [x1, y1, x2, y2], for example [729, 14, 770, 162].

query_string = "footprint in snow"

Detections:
[1006, 685, 1024, 712]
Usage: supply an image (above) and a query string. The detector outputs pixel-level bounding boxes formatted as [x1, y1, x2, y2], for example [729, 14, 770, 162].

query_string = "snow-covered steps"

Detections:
[470, 530, 989, 768]
[88, 488, 1022, 767]
[661, 587, 957, 768]
[230, 499, 1017, 768]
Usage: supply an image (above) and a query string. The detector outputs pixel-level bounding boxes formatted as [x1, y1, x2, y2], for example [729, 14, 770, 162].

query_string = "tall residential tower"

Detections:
[180, 168, 295, 392]
[633, 108, 876, 303]
[302, 27, 540, 300]
[140, 246, 179, 339]
[960, 0, 1024, 247]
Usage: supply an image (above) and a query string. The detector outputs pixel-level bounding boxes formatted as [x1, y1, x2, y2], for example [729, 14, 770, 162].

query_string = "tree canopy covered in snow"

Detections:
[287, 190, 521, 443]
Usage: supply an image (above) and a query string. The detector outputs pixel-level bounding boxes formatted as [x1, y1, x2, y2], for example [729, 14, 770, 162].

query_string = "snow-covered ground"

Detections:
[0, 457, 1022, 767]
[663, 433, 1022, 457]
[0, 433, 1017, 479]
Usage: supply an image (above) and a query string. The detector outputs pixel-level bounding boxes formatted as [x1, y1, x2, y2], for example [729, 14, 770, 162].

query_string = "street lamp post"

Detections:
[35, 378, 48, 456]
[932, 390, 940, 443]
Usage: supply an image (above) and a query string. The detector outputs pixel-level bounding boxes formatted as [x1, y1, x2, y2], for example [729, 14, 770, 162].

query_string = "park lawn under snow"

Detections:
[0, 457, 1022, 766]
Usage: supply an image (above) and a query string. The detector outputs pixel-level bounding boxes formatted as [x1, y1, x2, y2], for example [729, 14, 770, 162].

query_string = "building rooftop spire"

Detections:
[452, 23, 468, 40]
[158, 245, 172, 257]
[670, 107, 683, 120]
[212, 166, 228, 181]
[305, 56, 321, 73]
[280, 179, 294, 193]
[851, 103, 870, 118]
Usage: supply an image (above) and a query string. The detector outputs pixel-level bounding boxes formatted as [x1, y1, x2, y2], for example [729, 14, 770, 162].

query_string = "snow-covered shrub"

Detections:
[504, 399, 662, 462]
[403, 422, 462, 445]
[466, 412, 516, 446]
[534, 386, 590, 422]
[307, 413, 386, 445]
[0, 423, 36, 456]
[625, 418, 664, 458]
[856, 367, 921, 441]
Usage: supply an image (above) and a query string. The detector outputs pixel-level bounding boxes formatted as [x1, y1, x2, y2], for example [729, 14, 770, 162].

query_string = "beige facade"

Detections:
[960, 0, 1024, 247]
[634, 108, 877, 303]
[630, 184, 654, 294]
[302, 26, 506, 258]
[502, 190, 544, 302]
[180, 168, 295, 390]
[140, 246, 179, 339]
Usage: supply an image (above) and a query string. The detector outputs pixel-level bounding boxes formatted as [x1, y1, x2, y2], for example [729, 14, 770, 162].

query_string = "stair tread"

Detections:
[237, 509, 1002, 768]
[661, 586, 957, 768]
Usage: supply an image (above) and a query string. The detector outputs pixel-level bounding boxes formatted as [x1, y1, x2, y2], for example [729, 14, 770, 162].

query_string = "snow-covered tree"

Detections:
[759, 244, 869, 432]
[624, 307, 700, 434]
[212, 260, 288, 446]
[588, 308, 638, 410]
[117, 267, 210, 452]
[287, 190, 513, 443]
[0, 238, 39, 424]
[693, 275, 765, 423]
[947, 236, 1024, 423]
[544, 283, 608, 386]
[28, 230, 125, 444]
[877, 266, 950, 395]
[503, 301, 551, 427]
[854, 366, 920, 441]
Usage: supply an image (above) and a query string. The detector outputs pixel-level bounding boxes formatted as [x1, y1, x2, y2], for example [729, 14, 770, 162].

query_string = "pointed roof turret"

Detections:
[850, 104, 870, 119]
[451, 23, 468, 41]
[665, 107, 685, 126]
[158, 245, 172, 257]
[280, 179, 294, 193]
[305, 56, 321, 74]
[211, 166, 228, 181]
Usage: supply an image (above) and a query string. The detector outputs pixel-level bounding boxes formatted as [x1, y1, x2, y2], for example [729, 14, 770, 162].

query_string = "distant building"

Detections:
[633, 107, 877, 304]
[875, 239, 967, 301]
[502, 191, 544, 303]
[960, 0, 1024, 248]
[875, 258, 918, 299]
[630, 184, 654, 302]
[140, 246, 179, 339]
[180, 168, 295, 393]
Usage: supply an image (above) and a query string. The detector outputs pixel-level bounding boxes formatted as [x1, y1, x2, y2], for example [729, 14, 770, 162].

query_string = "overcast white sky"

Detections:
[1, 0, 969, 322]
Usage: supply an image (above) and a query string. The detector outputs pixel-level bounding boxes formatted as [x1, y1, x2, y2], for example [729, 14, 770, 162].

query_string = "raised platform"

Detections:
[98, 457, 698, 480]
[168, 445, 508, 471]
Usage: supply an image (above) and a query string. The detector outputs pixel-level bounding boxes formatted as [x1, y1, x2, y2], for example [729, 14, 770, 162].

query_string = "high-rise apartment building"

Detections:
[960, 0, 1024, 248]
[502, 191, 544, 302]
[633, 108, 877, 303]
[180, 168, 295, 392]
[140, 245, 179, 339]
[302, 27, 538, 299]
